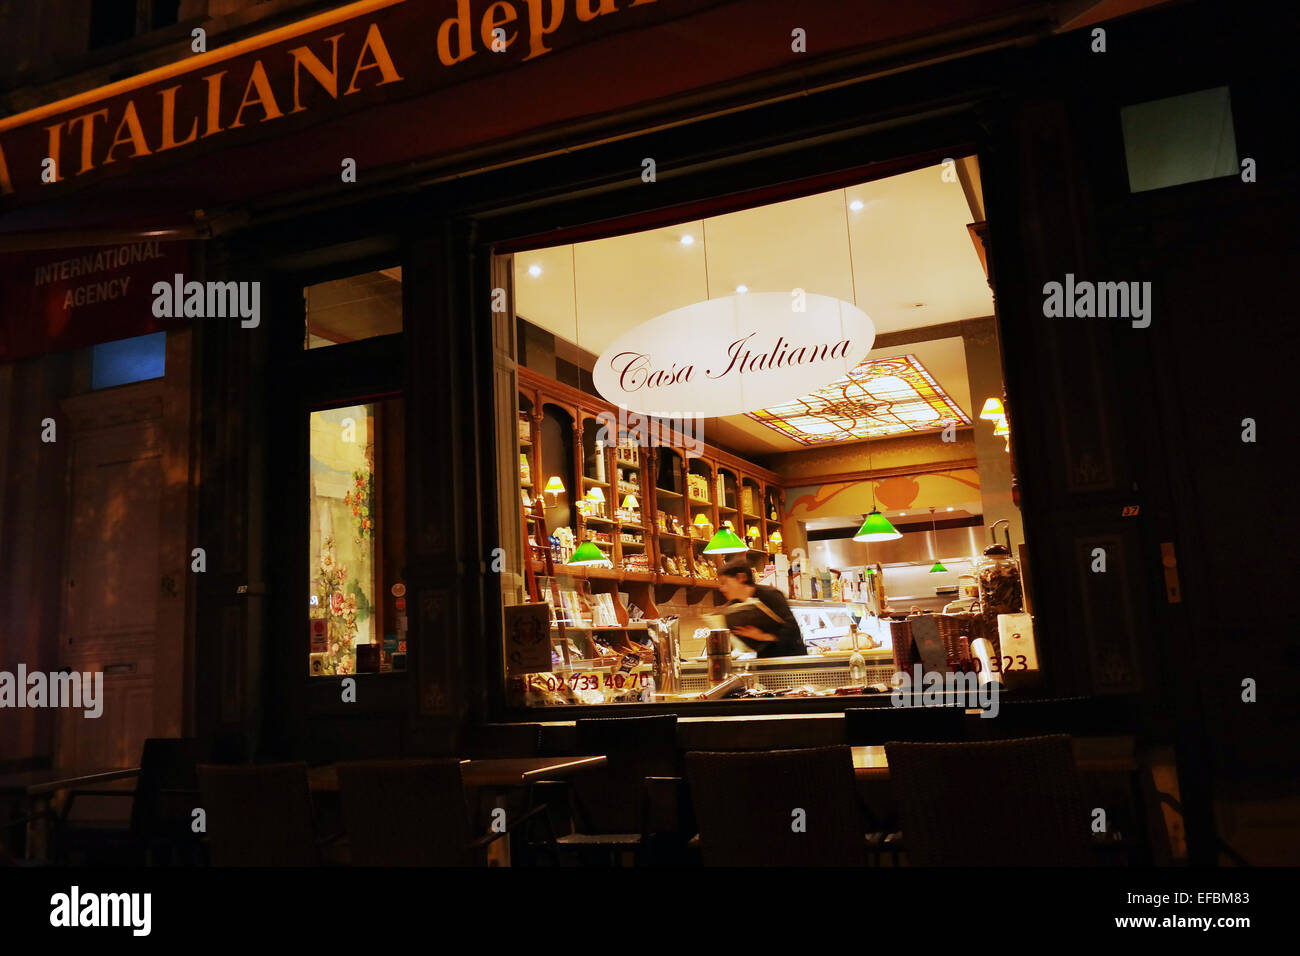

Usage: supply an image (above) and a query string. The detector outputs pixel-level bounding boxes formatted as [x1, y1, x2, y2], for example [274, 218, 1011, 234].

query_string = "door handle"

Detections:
[1160, 542, 1181, 604]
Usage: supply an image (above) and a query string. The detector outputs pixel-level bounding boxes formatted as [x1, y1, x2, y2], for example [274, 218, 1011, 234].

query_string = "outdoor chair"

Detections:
[685, 746, 868, 866]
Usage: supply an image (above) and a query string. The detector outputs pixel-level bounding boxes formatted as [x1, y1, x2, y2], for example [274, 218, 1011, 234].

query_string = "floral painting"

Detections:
[309, 405, 377, 676]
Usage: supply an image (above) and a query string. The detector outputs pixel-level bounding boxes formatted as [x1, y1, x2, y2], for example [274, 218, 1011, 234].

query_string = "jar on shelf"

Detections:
[975, 540, 1022, 657]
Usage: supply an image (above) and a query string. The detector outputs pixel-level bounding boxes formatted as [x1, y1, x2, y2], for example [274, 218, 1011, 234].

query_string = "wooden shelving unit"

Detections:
[516, 366, 785, 600]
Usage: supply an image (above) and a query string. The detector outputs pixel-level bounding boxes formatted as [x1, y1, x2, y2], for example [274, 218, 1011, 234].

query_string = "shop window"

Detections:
[91, 331, 166, 389]
[308, 397, 406, 676]
[305, 267, 403, 348]
[1121, 87, 1238, 193]
[496, 157, 1034, 709]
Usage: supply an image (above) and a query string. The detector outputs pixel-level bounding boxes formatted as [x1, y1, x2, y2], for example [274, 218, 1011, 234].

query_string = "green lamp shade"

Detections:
[567, 541, 610, 566]
[929, 560, 948, 573]
[853, 510, 902, 542]
[703, 527, 748, 554]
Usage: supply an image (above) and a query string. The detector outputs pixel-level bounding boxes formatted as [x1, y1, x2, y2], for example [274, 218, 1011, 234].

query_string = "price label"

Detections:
[997, 613, 1038, 671]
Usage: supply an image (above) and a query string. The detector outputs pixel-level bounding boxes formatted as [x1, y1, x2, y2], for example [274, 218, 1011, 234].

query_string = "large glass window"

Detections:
[307, 397, 406, 676]
[496, 156, 1033, 708]
[302, 262, 406, 678]
[305, 267, 403, 349]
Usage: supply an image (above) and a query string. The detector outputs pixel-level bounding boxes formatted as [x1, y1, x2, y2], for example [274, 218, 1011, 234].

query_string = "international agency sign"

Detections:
[592, 292, 876, 418]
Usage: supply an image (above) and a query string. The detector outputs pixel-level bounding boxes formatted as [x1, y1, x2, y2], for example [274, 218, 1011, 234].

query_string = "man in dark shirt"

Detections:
[717, 557, 806, 658]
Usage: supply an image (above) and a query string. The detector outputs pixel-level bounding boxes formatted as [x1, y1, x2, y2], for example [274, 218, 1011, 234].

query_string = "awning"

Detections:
[1, 0, 1065, 234]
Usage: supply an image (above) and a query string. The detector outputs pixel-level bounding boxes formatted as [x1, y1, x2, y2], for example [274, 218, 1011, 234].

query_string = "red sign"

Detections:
[0, 0, 1034, 214]
[0, 239, 191, 362]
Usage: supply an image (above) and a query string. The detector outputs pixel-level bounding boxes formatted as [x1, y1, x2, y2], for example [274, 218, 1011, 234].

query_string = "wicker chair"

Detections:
[198, 762, 320, 866]
[524, 715, 684, 865]
[337, 758, 544, 866]
[844, 705, 967, 744]
[885, 734, 1092, 865]
[54, 737, 208, 865]
[685, 746, 868, 866]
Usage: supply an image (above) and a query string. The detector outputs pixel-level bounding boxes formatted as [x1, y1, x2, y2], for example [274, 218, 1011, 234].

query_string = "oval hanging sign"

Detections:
[592, 292, 876, 418]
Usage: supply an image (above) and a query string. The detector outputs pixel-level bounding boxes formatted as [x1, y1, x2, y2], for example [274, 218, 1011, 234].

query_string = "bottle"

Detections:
[848, 621, 868, 685]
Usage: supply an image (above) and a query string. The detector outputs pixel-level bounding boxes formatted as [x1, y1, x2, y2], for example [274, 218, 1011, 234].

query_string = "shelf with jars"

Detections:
[517, 367, 783, 592]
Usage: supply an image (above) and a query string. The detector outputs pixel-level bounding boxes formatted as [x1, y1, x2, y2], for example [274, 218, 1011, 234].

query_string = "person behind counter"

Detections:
[717, 557, 807, 658]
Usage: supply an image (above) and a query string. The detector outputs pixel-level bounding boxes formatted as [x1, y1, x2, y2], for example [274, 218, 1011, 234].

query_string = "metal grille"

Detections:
[679, 662, 895, 694]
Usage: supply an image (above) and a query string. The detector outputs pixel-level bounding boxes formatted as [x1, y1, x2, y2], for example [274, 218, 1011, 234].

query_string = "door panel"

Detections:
[57, 387, 163, 769]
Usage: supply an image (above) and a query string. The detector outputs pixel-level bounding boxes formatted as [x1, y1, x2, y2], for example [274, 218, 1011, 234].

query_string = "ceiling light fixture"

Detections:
[736, 284, 748, 293]
[568, 540, 612, 567]
[849, 199, 864, 211]
[703, 527, 748, 554]
[680, 234, 695, 246]
[928, 507, 948, 573]
[528, 264, 542, 277]
[853, 433, 901, 542]
[979, 397, 1004, 420]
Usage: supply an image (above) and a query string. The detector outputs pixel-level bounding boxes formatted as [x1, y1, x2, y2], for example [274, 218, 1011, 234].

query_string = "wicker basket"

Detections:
[936, 599, 1006, 670]
[935, 606, 985, 670]
[888, 618, 914, 672]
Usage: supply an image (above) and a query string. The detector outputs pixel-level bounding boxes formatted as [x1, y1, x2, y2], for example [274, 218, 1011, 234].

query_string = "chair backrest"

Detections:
[336, 759, 474, 866]
[980, 696, 1137, 739]
[844, 705, 966, 745]
[575, 714, 679, 765]
[685, 746, 867, 866]
[885, 734, 1091, 865]
[198, 763, 319, 866]
[131, 737, 207, 839]
[573, 714, 679, 833]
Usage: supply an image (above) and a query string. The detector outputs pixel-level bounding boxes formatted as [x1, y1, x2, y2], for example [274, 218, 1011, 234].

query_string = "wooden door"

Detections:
[55, 384, 164, 769]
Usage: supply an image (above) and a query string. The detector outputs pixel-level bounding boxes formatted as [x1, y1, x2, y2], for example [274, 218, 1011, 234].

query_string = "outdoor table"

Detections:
[307, 755, 606, 792]
[0, 767, 140, 860]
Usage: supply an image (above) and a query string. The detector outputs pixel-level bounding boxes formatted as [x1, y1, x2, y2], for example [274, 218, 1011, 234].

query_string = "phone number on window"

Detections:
[529, 671, 650, 693]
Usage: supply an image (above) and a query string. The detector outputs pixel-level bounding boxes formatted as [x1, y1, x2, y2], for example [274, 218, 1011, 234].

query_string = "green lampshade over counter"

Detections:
[567, 540, 611, 566]
[853, 510, 902, 543]
[703, 527, 748, 554]
[929, 560, 948, 573]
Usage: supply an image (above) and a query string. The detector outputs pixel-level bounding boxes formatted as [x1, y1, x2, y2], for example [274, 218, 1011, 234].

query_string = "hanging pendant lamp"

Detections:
[854, 436, 901, 542]
[928, 507, 947, 573]
[568, 540, 611, 567]
[854, 511, 902, 542]
[703, 527, 748, 554]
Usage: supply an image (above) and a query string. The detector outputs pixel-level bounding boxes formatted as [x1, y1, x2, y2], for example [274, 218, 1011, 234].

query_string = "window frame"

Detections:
[471, 113, 1044, 719]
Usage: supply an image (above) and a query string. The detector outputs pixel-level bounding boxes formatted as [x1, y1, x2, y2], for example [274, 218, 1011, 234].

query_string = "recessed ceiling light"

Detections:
[898, 512, 906, 517]
[680, 235, 695, 246]
[736, 284, 748, 293]
[849, 199, 864, 211]
[946, 507, 955, 512]
[528, 265, 542, 277]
